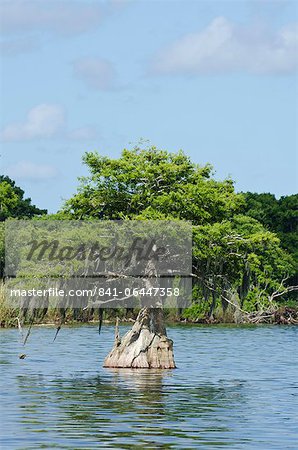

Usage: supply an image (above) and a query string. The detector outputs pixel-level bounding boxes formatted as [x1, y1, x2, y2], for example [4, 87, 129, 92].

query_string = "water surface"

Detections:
[1, 324, 297, 449]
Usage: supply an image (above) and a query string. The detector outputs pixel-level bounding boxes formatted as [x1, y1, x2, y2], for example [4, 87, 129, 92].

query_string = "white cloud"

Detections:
[0, 36, 38, 56]
[73, 57, 116, 90]
[0, 1, 102, 36]
[109, 0, 132, 10]
[6, 161, 58, 181]
[0, 104, 66, 141]
[152, 18, 298, 75]
[68, 126, 97, 140]
[0, 103, 98, 142]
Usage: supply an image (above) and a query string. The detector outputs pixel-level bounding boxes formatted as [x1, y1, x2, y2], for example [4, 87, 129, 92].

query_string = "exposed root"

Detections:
[103, 308, 176, 369]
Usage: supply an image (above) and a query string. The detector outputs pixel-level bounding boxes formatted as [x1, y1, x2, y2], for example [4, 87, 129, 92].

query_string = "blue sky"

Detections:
[0, 0, 297, 213]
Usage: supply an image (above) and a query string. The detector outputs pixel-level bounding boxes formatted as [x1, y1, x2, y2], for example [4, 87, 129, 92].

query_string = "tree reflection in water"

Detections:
[15, 370, 244, 448]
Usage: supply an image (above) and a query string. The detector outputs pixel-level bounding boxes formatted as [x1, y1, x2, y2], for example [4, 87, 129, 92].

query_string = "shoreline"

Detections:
[1, 305, 297, 329]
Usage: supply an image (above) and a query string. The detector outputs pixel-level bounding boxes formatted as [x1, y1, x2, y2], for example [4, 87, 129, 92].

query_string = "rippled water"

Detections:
[0, 324, 298, 449]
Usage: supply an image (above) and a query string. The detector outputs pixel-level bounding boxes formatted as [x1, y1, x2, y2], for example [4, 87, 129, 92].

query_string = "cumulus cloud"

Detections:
[109, 0, 132, 10]
[6, 161, 58, 181]
[0, 1, 102, 36]
[152, 17, 298, 75]
[0, 103, 98, 142]
[0, 104, 66, 141]
[0, 36, 38, 56]
[73, 57, 116, 90]
[68, 126, 97, 140]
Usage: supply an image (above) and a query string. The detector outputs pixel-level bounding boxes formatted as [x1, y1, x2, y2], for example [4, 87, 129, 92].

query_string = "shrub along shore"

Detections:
[1, 283, 297, 329]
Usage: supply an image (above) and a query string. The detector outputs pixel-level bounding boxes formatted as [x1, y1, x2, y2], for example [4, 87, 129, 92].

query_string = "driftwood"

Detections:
[274, 307, 298, 325]
[103, 307, 176, 369]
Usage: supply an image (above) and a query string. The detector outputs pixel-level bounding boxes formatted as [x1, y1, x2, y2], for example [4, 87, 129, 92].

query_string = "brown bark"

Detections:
[103, 307, 176, 369]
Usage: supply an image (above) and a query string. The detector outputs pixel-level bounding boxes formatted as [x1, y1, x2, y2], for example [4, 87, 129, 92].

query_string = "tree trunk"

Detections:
[103, 307, 176, 369]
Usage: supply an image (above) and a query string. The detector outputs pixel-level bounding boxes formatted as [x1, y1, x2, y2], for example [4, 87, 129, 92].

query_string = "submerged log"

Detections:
[103, 307, 176, 369]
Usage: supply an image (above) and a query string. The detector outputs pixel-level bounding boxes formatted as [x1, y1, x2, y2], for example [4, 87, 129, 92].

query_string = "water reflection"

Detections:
[1, 324, 297, 449]
[14, 370, 247, 448]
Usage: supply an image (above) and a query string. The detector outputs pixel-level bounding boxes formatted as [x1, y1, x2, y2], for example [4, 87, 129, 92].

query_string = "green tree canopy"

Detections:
[242, 192, 298, 263]
[0, 175, 47, 221]
[63, 146, 243, 223]
[62, 146, 296, 319]
[0, 176, 47, 276]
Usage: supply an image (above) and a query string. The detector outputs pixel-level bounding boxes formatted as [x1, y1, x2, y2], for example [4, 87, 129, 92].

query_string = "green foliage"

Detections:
[242, 192, 298, 263]
[63, 146, 243, 223]
[0, 176, 47, 277]
[0, 175, 47, 221]
[1, 147, 296, 325]
[242, 289, 276, 313]
[182, 301, 211, 321]
[61, 145, 297, 322]
[0, 223, 5, 286]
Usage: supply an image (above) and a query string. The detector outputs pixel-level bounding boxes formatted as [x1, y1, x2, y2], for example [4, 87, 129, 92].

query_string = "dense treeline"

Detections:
[242, 192, 298, 307]
[0, 175, 47, 221]
[242, 192, 297, 264]
[0, 146, 297, 325]
[0, 175, 47, 279]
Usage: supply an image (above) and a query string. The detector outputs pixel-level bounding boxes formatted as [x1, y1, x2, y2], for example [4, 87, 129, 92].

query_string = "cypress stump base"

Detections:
[103, 308, 176, 369]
